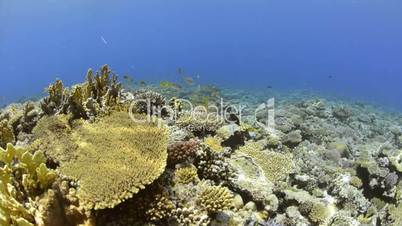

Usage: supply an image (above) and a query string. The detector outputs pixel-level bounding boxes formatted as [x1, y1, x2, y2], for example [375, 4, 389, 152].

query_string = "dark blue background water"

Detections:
[1, 0, 402, 110]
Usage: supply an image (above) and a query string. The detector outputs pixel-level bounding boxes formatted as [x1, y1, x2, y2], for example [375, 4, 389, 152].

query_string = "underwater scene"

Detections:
[1, 1, 402, 226]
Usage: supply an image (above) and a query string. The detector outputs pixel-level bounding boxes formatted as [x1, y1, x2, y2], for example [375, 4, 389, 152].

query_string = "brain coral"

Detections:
[32, 111, 168, 210]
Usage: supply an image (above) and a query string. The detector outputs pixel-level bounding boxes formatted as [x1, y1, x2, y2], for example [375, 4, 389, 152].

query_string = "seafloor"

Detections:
[1, 65, 402, 226]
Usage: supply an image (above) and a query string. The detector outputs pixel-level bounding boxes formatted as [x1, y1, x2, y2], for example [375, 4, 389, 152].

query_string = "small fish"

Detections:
[267, 85, 273, 89]
[160, 81, 182, 90]
[123, 75, 134, 83]
[328, 75, 333, 79]
[183, 76, 195, 85]
[100, 36, 108, 45]
[139, 80, 147, 86]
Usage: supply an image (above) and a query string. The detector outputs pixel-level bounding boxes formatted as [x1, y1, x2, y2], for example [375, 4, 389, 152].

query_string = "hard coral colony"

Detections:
[0, 65, 402, 226]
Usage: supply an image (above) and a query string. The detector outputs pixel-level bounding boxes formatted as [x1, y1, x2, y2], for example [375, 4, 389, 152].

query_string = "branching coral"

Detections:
[32, 111, 169, 210]
[174, 165, 199, 184]
[96, 185, 174, 225]
[197, 185, 234, 214]
[41, 65, 122, 120]
[196, 146, 234, 184]
[145, 191, 175, 221]
[168, 139, 200, 164]
[238, 141, 294, 183]
[172, 206, 210, 226]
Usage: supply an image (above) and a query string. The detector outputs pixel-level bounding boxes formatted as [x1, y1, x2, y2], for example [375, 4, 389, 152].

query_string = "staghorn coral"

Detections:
[32, 111, 168, 210]
[168, 139, 200, 164]
[238, 141, 294, 183]
[174, 165, 199, 184]
[41, 65, 122, 120]
[197, 185, 234, 214]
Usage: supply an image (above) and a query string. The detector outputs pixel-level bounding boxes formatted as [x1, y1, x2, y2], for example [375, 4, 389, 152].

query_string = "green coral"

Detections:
[32, 111, 169, 210]
[197, 185, 233, 214]
[238, 141, 294, 183]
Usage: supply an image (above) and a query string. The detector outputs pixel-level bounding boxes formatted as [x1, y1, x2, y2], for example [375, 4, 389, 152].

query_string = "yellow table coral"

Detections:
[32, 111, 169, 210]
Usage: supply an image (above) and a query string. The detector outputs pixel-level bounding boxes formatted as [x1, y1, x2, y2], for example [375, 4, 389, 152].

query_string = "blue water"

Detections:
[1, 0, 402, 110]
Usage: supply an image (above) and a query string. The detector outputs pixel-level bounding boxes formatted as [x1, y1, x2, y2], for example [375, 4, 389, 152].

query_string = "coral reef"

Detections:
[2, 67, 402, 226]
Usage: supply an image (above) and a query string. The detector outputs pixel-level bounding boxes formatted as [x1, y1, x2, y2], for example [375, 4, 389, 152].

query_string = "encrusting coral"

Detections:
[31, 111, 169, 210]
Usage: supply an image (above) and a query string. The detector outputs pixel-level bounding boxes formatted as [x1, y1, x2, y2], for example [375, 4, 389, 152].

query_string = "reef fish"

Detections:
[160, 81, 182, 90]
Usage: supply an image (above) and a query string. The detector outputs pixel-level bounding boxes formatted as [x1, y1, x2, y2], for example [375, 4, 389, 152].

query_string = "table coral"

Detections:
[32, 111, 169, 210]
[238, 141, 294, 183]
